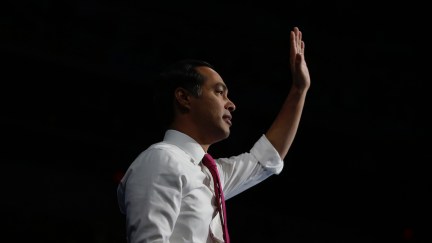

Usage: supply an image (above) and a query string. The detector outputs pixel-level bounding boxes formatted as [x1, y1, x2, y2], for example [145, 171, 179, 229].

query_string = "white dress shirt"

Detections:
[117, 129, 283, 243]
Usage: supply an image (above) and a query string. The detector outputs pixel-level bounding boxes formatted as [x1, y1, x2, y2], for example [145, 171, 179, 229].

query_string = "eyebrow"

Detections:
[215, 83, 228, 92]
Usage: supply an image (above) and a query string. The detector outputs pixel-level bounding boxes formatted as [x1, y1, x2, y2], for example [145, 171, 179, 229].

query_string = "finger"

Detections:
[301, 41, 305, 54]
[290, 30, 296, 58]
[298, 31, 302, 51]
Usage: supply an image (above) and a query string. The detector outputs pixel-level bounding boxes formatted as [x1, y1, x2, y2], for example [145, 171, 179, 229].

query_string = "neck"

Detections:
[169, 123, 211, 153]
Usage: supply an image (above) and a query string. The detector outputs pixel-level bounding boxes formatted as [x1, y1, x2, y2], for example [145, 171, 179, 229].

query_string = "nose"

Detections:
[225, 98, 236, 112]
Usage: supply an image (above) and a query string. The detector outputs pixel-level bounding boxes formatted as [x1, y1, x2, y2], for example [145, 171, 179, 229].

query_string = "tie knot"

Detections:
[202, 153, 216, 169]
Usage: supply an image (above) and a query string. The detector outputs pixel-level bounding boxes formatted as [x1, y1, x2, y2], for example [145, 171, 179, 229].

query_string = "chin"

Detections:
[223, 129, 231, 139]
[214, 130, 230, 143]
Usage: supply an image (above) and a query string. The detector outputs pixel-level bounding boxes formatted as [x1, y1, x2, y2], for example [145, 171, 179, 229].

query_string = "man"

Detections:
[117, 26, 310, 243]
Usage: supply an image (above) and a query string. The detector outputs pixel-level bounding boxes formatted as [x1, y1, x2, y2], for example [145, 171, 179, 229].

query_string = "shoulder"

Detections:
[129, 142, 192, 174]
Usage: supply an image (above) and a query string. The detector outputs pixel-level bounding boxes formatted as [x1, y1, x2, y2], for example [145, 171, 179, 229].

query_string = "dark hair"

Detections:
[152, 59, 215, 129]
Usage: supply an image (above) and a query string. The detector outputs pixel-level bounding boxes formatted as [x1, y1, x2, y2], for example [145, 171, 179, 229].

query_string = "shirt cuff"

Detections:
[250, 134, 284, 174]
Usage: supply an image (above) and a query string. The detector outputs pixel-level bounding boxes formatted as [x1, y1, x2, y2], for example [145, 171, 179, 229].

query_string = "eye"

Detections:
[216, 90, 224, 95]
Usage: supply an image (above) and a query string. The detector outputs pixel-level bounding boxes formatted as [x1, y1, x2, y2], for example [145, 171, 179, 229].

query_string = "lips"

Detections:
[223, 115, 232, 126]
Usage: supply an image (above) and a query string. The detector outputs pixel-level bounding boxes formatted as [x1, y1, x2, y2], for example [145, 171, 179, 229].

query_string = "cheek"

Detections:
[199, 98, 225, 117]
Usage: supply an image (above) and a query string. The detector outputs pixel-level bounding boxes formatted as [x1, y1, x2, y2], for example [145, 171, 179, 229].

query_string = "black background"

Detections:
[2, 1, 431, 242]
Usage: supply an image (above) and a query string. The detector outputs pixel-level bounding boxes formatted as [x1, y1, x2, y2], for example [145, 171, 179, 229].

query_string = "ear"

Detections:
[174, 87, 192, 111]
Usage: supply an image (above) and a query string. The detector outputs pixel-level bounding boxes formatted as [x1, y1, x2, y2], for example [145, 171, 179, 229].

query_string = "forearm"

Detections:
[265, 86, 308, 159]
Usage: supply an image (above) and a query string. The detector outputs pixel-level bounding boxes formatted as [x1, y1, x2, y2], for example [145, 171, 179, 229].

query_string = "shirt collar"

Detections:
[163, 129, 205, 165]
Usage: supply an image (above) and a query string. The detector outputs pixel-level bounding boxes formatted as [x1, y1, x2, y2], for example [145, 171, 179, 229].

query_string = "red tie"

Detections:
[202, 153, 230, 243]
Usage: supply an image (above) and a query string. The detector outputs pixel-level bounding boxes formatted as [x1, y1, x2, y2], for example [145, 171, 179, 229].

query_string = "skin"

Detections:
[171, 66, 236, 152]
[171, 26, 310, 159]
[265, 26, 310, 159]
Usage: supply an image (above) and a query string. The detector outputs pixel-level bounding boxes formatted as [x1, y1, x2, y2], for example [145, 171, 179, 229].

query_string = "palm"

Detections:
[290, 27, 311, 91]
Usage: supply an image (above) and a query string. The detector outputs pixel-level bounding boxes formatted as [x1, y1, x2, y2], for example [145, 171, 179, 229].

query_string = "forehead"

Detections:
[196, 66, 226, 87]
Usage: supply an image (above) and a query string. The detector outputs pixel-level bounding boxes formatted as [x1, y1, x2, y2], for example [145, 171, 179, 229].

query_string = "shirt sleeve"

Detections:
[217, 134, 284, 200]
[117, 147, 184, 243]
[250, 134, 284, 174]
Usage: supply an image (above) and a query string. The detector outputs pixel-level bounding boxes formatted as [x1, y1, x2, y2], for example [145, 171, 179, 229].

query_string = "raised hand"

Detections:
[290, 27, 311, 92]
